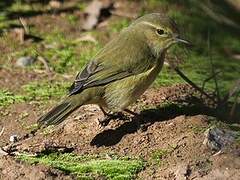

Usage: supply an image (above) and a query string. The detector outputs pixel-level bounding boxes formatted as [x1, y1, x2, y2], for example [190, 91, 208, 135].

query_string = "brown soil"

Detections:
[0, 156, 74, 180]
[1, 85, 240, 179]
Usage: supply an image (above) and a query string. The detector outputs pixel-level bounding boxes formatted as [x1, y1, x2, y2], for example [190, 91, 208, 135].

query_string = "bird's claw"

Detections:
[97, 117, 111, 128]
[97, 112, 126, 129]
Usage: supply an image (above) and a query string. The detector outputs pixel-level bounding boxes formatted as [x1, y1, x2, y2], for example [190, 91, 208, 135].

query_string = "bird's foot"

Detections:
[97, 112, 126, 128]
[97, 116, 111, 128]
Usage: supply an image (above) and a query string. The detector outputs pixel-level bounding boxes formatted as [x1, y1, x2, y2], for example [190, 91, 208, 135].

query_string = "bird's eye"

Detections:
[156, 29, 165, 35]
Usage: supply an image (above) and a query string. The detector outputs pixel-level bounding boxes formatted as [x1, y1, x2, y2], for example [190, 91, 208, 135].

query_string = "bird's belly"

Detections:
[103, 65, 162, 112]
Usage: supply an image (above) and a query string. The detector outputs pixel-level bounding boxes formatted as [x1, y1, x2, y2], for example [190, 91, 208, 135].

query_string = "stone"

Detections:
[16, 56, 35, 67]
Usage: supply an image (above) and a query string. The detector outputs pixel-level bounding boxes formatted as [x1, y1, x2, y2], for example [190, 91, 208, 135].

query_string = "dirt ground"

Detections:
[0, 0, 240, 179]
[1, 72, 240, 179]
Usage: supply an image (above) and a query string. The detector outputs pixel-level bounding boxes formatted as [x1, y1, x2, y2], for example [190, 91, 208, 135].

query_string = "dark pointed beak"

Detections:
[175, 37, 191, 45]
[172, 33, 192, 46]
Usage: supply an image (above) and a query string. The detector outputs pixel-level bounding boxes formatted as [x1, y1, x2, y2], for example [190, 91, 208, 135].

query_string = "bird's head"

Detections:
[130, 13, 190, 58]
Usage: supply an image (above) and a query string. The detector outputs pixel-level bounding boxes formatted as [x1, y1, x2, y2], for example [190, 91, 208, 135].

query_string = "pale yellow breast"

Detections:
[103, 59, 164, 112]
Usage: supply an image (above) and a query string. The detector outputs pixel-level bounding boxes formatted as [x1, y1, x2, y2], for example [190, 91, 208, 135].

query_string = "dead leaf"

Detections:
[49, 0, 62, 9]
[82, 0, 114, 30]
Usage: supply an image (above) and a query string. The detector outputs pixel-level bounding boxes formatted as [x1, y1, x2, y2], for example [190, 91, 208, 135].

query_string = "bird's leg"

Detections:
[98, 107, 117, 127]
[100, 106, 110, 116]
[124, 109, 139, 116]
[98, 106, 125, 127]
[97, 106, 111, 127]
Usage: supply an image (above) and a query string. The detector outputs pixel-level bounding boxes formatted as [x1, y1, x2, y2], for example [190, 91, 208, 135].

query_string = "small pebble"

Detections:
[16, 56, 35, 67]
[9, 135, 18, 143]
[203, 127, 237, 151]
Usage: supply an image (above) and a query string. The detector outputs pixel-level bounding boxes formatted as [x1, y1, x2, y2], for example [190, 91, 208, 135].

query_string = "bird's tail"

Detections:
[38, 92, 90, 127]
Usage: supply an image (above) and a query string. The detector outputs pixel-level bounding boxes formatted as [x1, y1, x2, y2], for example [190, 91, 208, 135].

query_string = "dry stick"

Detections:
[198, 2, 240, 29]
[201, 71, 221, 91]
[37, 56, 51, 73]
[207, 29, 221, 103]
[33, 49, 52, 73]
[0, 127, 4, 137]
[19, 17, 29, 34]
[174, 67, 217, 104]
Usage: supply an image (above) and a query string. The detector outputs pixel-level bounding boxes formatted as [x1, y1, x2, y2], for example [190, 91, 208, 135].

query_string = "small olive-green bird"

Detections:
[38, 13, 189, 127]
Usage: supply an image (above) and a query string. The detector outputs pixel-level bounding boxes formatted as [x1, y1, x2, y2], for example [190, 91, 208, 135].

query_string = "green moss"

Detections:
[154, 66, 183, 86]
[75, 1, 87, 11]
[0, 12, 8, 29]
[8, 0, 44, 13]
[150, 149, 169, 165]
[0, 80, 71, 107]
[42, 31, 101, 74]
[45, 44, 99, 74]
[9, 0, 32, 12]
[109, 18, 130, 33]
[22, 81, 70, 101]
[228, 124, 240, 132]
[66, 14, 79, 25]
[190, 125, 208, 134]
[0, 12, 19, 32]
[18, 153, 145, 179]
[0, 89, 25, 107]
[147, 0, 168, 8]
[26, 123, 39, 132]
[49, 46, 77, 73]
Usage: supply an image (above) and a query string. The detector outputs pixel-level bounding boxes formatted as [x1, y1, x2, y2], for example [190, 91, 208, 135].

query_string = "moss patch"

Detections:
[18, 153, 145, 179]
[22, 81, 71, 101]
[0, 89, 25, 107]
[150, 149, 169, 165]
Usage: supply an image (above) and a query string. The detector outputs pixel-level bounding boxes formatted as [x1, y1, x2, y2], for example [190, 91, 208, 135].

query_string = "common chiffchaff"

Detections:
[38, 13, 189, 126]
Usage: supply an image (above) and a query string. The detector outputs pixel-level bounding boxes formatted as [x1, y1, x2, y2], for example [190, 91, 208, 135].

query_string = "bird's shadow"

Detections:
[90, 103, 219, 147]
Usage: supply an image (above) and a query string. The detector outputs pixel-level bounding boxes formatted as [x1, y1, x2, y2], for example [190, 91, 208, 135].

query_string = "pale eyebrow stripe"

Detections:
[141, 21, 173, 33]
[141, 21, 158, 28]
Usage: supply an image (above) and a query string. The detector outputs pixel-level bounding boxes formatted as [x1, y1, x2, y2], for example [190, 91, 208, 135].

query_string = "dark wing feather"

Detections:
[68, 57, 155, 96]
[69, 60, 101, 95]
[68, 59, 134, 96]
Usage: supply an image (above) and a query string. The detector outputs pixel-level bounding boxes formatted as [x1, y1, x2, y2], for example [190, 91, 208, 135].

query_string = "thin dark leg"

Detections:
[100, 106, 109, 116]
[97, 106, 111, 127]
[124, 109, 138, 116]
[98, 106, 126, 127]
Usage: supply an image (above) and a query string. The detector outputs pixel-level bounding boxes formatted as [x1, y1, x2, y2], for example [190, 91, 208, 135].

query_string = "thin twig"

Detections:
[0, 127, 4, 137]
[174, 67, 217, 104]
[208, 29, 221, 103]
[37, 56, 51, 73]
[198, 2, 240, 29]
[201, 71, 221, 91]
[19, 17, 29, 34]
[33, 49, 52, 73]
